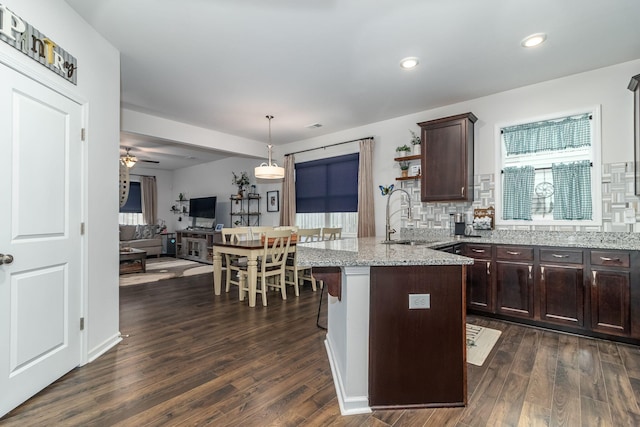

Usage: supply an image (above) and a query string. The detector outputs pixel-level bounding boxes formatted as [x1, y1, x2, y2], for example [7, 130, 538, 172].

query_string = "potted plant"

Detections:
[396, 144, 411, 157]
[410, 130, 421, 155]
[399, 160, 410, 177]
[232, 171, 250, 197]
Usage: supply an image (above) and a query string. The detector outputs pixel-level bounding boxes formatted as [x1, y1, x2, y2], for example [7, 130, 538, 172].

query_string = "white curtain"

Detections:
[279, 155, 296, 226]
[357, 138, 375, 237]
[141, 176, 157, 225]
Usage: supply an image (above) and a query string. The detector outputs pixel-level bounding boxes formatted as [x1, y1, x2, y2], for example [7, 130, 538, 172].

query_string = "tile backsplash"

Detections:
[401, 162, 640, 233]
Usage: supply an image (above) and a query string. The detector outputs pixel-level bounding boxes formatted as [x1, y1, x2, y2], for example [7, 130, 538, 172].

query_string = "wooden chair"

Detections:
[322, 227, 342, 240]
[285, 228, 321, 294]
[238, 229, 292, 306]
[221, 227, 252, 293]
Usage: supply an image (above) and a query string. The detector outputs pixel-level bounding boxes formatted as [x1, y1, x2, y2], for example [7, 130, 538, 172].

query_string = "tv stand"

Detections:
[176, 229, 220, 264]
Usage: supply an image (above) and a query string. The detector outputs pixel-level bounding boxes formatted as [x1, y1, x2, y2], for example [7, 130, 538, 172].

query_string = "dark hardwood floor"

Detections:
[3, 272, 640, 426]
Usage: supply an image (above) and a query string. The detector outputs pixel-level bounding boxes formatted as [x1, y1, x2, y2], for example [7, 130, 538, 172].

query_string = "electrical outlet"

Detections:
[409, 294, 430, 309]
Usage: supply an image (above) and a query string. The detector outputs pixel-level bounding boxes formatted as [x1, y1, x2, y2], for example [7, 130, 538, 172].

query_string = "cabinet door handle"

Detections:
[507, 251, 521, 255]
[540, 266, 545, 278]
[461, 187, 465, 197]
[599, 256, 620, 262]
[592, 270, 597, 287]
[486, 261, 491, 276]
[552, 254, 569, 258]
[528, 265, 532, 280]
[472, 248, 485, 253]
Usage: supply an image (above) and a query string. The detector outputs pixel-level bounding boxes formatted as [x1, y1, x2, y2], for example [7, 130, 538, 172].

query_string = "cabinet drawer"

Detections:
[463, 244, 492, 258]
[496, 246, 533, 261]
[540, 248, 583, 264]
[590, 251, 630, 268]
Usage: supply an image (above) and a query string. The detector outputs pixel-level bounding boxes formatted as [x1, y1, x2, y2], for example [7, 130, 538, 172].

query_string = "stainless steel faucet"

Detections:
[385, 188, 413, 242]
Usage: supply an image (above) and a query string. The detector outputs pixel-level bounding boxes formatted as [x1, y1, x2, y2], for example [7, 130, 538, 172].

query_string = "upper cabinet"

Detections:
[418, 112, 477, 202]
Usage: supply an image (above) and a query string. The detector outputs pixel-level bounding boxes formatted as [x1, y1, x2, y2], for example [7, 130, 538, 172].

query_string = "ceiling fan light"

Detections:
[121, 155, 137, 168]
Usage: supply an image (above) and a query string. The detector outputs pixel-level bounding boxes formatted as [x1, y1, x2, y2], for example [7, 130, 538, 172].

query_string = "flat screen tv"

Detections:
[189, 196, 217, 219]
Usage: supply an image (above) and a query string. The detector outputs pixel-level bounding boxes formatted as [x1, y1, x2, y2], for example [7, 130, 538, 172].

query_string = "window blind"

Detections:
[120, 182, 142, 213]
[295, 153, 359, 213]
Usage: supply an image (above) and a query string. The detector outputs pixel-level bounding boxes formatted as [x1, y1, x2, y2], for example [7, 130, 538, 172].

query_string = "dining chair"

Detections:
[221, 227, 252, 293]
[238, 229, 292, 306]
[285, 228, 321, 294]
[322, 227, 342, 240]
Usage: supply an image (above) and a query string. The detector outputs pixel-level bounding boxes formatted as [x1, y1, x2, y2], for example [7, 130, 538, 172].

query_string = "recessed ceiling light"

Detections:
[521, 33, 547, 48]
[400, 57, 419, 70]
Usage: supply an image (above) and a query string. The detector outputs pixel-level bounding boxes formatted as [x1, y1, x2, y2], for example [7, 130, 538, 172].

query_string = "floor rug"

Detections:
[466, 324, 502, 366]
[119, 258, 213, 286]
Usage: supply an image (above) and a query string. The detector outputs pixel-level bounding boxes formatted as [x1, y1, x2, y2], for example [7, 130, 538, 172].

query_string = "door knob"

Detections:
[0, 253, 14, 265]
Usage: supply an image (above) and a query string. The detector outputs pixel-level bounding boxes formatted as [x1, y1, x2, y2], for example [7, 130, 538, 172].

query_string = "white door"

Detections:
[0, 63, 83, 417]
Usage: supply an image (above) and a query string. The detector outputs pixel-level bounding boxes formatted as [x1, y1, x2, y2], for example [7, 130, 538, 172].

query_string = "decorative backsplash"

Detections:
[401, 162, 640, 233]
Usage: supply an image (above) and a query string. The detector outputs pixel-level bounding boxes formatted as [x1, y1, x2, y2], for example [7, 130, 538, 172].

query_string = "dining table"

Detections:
[212, 239, 296, 307]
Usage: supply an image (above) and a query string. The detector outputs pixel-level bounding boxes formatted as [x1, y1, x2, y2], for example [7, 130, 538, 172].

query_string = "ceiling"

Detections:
[66, 0, 640, 170]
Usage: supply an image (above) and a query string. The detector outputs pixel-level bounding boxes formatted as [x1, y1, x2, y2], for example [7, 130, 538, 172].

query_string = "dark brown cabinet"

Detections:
[463, 243, 640, 343]
[418, 112, 477, 202]
[369, 265, 466, 408]
[589, 251, 631, 336]
[538, 248, 585, 328]
[463, 244, 493, 312]
[495, 246, 534, 319]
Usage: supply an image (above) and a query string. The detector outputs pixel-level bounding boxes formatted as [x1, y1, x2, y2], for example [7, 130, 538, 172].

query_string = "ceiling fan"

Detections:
[120, 147, 159, 168]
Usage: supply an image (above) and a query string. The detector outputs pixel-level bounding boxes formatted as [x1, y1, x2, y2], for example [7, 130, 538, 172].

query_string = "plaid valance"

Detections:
[503, 114, 591, 155]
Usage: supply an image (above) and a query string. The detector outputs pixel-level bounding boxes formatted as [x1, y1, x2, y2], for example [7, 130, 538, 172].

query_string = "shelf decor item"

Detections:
[410, 129, 421, 155]
[232, 171, 250, 198]
[395, 144, 411, 157]
[399, 161, 410, 178]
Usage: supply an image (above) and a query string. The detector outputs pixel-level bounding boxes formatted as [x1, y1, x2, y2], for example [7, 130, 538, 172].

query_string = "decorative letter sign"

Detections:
[0, 3, 77, 84]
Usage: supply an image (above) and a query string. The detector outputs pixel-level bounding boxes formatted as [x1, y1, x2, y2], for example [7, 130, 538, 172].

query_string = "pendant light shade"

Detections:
[255, 115, 285, 179]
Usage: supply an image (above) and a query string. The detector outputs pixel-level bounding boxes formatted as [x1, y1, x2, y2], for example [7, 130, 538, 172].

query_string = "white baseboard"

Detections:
[87, 332, 122, 363]
[324, 338, 371, 416]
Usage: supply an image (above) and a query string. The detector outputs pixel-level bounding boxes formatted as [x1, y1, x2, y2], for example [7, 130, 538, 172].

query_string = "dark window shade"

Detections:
[296, 153, 359, 213]
[120, 182, 142, 213]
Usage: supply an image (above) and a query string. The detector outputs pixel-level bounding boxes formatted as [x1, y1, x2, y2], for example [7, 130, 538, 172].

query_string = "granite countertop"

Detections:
[295, 230, 640, 268]
[402, 229, 640, 251]
[296, 237, 473, 268]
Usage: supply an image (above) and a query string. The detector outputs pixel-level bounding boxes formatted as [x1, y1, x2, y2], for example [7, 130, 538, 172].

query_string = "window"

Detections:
[295, 153, 359, 236]
[119, 181, 144, 225]
[495, 107, 602, 226]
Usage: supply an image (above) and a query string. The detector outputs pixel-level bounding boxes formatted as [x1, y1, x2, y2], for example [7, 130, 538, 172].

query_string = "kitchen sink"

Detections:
[380, 239, 440, 246]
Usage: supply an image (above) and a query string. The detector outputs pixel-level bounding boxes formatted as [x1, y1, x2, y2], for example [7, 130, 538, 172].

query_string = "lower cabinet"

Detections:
[539, 248, 585, 328]
[463, 244, 639, 343]
[589, 251, 632, 337]
[464, 244, 493, 313]
[495, 246, 534, 319]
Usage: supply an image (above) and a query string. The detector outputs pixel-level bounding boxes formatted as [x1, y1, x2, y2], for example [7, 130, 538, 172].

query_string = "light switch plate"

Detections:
[409, 294, 430, 309]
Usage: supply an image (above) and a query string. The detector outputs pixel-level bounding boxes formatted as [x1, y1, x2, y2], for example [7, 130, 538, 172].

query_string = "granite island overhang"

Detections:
[296, 237, 474, 415]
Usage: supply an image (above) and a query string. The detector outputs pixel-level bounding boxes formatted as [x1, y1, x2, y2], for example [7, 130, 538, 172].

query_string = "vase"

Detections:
[413, 144, 421, 155]
[401, 169, 408, 178]
[237, 187, 244, 198]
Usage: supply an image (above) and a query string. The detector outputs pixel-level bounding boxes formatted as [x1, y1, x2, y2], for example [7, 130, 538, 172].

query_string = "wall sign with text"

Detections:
[0, 3, 77, 84]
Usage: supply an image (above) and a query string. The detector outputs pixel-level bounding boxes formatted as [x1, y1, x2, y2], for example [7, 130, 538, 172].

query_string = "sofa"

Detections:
[119, 224, 162, 257]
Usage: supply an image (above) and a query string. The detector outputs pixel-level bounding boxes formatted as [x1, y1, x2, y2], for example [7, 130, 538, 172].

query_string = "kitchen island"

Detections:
[296, 237, 474, 415]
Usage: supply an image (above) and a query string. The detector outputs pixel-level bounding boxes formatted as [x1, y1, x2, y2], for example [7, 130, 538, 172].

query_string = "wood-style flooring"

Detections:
[3, 271, 640, 426]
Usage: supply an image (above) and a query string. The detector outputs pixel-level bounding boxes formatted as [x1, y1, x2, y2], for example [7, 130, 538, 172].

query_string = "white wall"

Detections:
[144, 59, 640, 237]
[172, 157, 282, 230]
[275, 59, 640, 236]
[1, 0, 121, 361]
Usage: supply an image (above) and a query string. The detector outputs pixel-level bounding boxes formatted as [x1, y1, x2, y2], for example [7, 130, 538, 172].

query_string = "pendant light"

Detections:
[254, 115, 285, 179]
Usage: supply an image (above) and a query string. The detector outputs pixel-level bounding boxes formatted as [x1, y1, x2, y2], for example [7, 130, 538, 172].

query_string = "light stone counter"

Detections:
[295, 236, 473, 267]
[402, 229, 640, 251]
